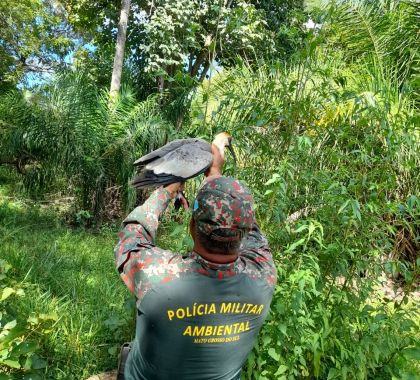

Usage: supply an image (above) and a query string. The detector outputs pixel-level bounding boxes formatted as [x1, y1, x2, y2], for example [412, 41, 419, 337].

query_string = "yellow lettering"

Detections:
[257, 305, 264, 314]
[197, 304, 204, 315]
[246, 304, 253, 313]
[238, 322, 246, 333]
[192, 326, 205, 336]
[216, 325, 224, 336]
[205, 326, 213, 336]
[245, 321, 250, 331]
[220, 303, 232, 313]
[167, 310, 174, 321]
[208, 303, 216, 314]
[234, 303, 241, 313]
[186, 307, 192, 317]
[250, 305, 258, 314]
[224, 325, 232, 335]
[176, 308, 185, 319]
[183, 326, 192, 336]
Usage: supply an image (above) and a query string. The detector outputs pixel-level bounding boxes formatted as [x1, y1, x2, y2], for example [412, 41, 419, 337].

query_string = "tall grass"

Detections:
[0, 183, 134, 379]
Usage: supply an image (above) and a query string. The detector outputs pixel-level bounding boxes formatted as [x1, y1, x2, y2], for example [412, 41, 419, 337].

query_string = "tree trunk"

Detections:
[190, 50, 207, 78]
[198, 60, 211, 82]
[110, 0, 131, 96]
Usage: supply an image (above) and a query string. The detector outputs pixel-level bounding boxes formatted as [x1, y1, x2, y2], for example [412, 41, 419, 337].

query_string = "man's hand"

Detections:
[205, 144, 225, 177]
[164, 182, 184, 199]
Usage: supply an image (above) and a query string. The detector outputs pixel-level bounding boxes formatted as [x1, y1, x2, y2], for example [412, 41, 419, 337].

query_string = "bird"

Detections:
[131, 132, 235, 189]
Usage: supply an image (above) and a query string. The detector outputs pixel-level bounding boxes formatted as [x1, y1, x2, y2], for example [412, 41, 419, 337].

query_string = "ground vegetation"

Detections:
[0, 0, 419, 379]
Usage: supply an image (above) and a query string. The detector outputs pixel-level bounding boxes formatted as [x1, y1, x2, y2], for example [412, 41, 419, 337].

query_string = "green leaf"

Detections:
[1, 359, 21, 369]
[23, 374, 43, 380]
[261, 335, 271, 346]
[285, 238, 306, 253]
[31, 354, 47, 369]
[38, 312, 58, 322]
[351, 200, 361, 221]
[338, 200, 350, 214]
[10, 341, 38, 356]
[327, 368, 339, 380]
[314, 350, 321, 377]
[0, 287, 15, 302]
[279, 324, 287, 337]
[23, 355, 33, 371]
[294, 225, 308, 233]
[275, 365, 288, 375]
[0, 324, 26, 348]
[402, 347, 420, 360]
[268, 348, 280, 361]
[3, 319, 17, 330]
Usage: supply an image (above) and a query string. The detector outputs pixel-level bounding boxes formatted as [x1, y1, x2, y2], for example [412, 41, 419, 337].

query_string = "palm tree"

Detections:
[0, 71, 173, 219]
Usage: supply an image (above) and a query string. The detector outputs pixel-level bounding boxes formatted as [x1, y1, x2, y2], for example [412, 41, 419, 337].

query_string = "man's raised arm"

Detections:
[114, 183, 181, 298]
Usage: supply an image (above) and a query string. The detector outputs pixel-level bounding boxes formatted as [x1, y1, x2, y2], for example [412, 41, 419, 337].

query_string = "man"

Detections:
[114, 145, 277, 380]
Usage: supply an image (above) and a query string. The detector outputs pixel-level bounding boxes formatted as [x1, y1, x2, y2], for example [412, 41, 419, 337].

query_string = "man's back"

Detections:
[124, 249, 274, 380]
[115, 177, 276, 380]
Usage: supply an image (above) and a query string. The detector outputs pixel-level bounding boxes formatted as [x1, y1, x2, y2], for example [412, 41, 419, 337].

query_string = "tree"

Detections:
[251, 0, 308, 58]
[142, 1, 272, 87]
[64, 1, 273, 96]
[110, 0, 132, 95]
[0, 0, 72, 91]
[64, 0, 148, 93]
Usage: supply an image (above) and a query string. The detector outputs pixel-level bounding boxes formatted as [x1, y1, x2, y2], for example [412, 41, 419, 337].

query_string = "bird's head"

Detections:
[212, 132, 236, 164]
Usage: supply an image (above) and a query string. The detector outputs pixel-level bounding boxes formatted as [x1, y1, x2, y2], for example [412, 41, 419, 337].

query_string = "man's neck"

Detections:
[193, 247, 238, 264]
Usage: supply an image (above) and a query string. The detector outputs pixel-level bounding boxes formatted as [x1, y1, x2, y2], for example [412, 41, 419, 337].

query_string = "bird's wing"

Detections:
[145, 142, 212, 178]
[131, 139, 212, 188]
[134, 138, 208, 166]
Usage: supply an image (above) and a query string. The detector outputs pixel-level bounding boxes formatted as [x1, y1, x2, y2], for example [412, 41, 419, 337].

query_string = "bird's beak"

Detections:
[227, 140, 237, 166]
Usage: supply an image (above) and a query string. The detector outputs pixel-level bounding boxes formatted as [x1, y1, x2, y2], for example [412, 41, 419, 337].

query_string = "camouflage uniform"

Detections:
[114, 176, 276, 380]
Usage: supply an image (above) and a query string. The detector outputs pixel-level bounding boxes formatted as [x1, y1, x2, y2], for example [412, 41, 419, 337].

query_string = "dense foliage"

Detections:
[0, 0, 419, 379]
[0, 259, 57, 378]
[0, 0, 72, 91]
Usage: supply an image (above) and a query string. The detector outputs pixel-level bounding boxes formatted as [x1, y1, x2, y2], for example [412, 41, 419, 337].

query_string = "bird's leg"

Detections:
[174, 190, 189, 210]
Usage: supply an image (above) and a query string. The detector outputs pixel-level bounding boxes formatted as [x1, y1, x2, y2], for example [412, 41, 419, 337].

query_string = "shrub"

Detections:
[0, 260, 57, 379]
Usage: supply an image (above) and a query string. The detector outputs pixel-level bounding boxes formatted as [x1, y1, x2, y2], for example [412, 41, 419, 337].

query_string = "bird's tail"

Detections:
[131, 171, 183, 189]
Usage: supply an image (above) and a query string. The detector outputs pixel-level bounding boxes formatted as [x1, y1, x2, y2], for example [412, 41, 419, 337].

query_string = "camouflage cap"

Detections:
[192, 176, 254, 241]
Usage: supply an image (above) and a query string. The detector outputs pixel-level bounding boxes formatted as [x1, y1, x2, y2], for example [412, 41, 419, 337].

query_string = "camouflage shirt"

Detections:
[114, 182, 276, 380]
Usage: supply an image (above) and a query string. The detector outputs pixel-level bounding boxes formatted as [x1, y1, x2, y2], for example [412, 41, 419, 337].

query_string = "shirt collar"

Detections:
[190, 251, 238, 272]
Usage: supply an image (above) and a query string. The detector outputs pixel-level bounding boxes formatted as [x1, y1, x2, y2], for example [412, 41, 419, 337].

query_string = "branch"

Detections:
[190, 50, 207, 78]
[285, 205, 322, 223]
[0, 158, 25, 174]
[0, 155, 35, 174]
[198, 60, 211, 82]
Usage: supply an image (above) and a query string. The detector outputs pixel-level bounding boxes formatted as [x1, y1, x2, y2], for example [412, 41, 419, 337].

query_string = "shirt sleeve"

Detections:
[239, 223, 277, 287]
[114, 187, 179, 301]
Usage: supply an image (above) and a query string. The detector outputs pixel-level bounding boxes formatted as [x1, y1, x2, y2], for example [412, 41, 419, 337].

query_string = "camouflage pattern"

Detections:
[114, 178, 277, 306]
[193, 176, 254, 241]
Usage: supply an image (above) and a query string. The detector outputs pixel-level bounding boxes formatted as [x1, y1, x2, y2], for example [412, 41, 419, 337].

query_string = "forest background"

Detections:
[0, 0, 419, 379]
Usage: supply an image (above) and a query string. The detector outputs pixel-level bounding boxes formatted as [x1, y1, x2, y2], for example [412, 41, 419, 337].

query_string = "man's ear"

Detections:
[189, 218, 195, 239]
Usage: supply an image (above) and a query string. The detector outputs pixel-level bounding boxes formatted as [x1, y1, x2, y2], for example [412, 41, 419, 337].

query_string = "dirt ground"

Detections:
[86, 370, 118, 380]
